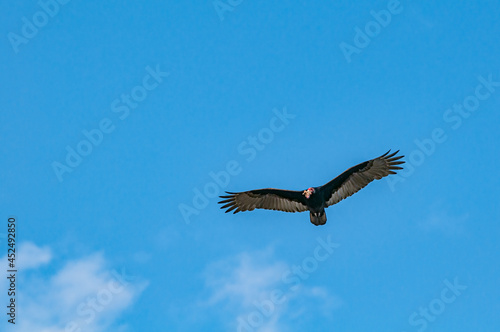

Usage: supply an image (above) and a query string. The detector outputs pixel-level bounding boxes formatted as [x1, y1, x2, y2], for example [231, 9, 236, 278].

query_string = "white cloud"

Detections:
[205, 249, 288, 308]
[17, 241, 52, 269]
[0, 242, 148, 332]
[202, 247, 341, 331]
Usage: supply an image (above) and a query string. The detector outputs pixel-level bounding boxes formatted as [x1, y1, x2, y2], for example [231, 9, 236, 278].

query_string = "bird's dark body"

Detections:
[304, 187, 327, 225]
[305, 188, 324, 211]
[218, 151, 404, 226]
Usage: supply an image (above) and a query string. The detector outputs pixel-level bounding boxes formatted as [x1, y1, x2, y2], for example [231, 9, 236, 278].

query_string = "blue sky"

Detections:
[1, 0, 499, 331]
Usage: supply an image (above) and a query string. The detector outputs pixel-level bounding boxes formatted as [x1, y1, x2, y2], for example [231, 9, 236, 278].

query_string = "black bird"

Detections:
[218, 150, 404, 226]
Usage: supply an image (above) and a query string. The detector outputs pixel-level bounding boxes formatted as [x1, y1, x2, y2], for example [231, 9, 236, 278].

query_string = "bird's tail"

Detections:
[310, 211, 327, 226]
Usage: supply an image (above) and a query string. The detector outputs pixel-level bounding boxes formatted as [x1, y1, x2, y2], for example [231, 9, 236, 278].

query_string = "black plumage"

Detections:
[218, 150, 404, 226]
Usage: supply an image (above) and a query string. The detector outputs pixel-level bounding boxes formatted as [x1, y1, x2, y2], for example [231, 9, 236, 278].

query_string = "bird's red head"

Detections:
[303, 187, 315, 199]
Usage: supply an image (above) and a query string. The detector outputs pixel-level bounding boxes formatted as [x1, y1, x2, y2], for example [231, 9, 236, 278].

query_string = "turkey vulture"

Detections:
[218, 150, 404, 226]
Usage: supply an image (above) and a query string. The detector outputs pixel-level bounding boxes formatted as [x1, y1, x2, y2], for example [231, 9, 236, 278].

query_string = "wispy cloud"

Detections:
[17, 241, 52, 269]
[418, 210, 468, 236]
[201, 244, 342, 331]
[0, 242, 148, 332]
[204, 248, 285, 306]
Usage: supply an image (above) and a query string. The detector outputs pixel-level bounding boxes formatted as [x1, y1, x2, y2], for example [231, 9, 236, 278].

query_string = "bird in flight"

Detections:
[218, 150, 404, 226]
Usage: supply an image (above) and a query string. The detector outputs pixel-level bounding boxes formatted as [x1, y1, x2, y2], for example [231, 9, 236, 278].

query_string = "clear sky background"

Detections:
[1, 0, 499, 331]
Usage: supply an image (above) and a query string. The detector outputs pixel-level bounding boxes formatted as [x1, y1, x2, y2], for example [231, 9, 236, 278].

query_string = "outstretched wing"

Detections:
[218, 189, 308, 214]
[320, 150, 405, 207]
